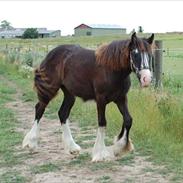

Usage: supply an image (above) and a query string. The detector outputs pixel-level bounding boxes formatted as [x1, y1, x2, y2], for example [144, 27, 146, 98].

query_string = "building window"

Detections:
[86, 31, 91, 36]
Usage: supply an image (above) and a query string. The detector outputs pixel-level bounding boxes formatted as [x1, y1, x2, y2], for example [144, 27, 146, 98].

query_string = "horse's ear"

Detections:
[131, 32, 137, 43]
[147, 33, 154, 44]
[129, 32, 137, 49]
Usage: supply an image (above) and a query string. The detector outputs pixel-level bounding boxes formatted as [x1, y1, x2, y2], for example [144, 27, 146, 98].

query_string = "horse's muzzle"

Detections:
[139, 69, 152, 87]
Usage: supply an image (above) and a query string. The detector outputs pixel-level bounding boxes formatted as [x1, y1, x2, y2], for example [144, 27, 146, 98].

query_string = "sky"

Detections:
[0, 1, 183, 35]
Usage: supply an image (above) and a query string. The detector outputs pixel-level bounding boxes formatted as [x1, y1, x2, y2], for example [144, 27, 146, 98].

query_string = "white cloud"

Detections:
[0, 1, 183, 35]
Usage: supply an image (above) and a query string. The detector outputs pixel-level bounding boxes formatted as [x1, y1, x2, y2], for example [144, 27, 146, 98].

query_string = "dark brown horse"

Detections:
[23, 32, 154, 162]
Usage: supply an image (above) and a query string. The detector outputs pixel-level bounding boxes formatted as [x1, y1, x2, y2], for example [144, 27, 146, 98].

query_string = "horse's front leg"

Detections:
[92, 97, 114, 162]
[113, 96, 134, 156]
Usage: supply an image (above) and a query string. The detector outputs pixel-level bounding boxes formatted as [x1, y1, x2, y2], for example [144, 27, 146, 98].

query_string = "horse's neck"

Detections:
[114, 68, 131, 79]
[105, 68, 131, 86]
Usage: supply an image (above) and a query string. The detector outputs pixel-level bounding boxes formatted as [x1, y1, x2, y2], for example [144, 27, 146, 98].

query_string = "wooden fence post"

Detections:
[154, 40, 163, 88]
[46, 45, 49, 53]
[167, 48, 169, 57]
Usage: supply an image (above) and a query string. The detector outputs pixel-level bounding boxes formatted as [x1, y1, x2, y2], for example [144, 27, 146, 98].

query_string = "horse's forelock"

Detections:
[95, 40, 130, 70]
[131, 38, 154, 56]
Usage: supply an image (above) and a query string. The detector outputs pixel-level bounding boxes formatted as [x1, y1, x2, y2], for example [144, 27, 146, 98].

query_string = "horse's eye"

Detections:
[133, 49, 138, 54]
[134, 52, 140, 59]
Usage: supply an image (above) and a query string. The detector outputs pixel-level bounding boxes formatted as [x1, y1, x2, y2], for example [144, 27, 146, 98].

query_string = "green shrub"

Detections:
[5, 49, 20, 64]
[18, 65, 34, 78]
[22, 51, 34, 67]
[22, 28, 39, 39]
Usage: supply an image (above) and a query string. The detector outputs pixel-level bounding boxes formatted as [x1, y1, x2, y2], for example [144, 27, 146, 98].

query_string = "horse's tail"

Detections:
[34, 66, 59, 105]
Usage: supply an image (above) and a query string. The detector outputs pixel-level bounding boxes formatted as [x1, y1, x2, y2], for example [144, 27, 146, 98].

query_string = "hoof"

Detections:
[113, 137, 134, 157]
[22, 132, 38, 151]
[125, 139, 135, 152]
[22, 120, 39, 151]
[69, 143, 81, 155]
[63, 140, 81, 155]
[92, 149, 114, 162]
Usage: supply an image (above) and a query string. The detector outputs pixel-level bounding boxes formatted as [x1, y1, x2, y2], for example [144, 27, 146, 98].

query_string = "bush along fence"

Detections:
[0, 44, 51, 78]
[0, 41, 165, 88]
[0, 44, 56, 67]
[0, 41, 183, 89]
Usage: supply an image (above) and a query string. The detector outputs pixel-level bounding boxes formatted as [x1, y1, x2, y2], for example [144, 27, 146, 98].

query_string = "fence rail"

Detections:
[0, 42, 183, 88]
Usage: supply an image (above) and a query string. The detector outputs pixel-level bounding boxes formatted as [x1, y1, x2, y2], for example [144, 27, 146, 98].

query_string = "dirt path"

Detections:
[2, 76, 172, 183]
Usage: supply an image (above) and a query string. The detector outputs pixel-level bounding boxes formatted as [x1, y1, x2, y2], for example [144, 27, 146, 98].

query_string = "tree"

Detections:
[22, 28, 39, 39]
[0, 20, 13, 30]
[138, 26, 144, 33]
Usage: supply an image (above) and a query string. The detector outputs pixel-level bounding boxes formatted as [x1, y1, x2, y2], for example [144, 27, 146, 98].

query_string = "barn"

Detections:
[74, 23, 126, 36]
[0, 28, 61, 38]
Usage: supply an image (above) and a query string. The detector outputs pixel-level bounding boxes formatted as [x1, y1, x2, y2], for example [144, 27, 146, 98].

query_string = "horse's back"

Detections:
[60, 45, 96, 100]
[40, 44, 82, 67]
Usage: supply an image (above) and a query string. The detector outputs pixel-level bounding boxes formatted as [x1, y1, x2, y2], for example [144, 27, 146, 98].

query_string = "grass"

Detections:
[75, 135, 95, 148]
[31, 162, 61, 174]
[0, 32, 183, 49]
[117, 153, 135, 166]
[0, 84, 22, 167]
[1, 171, 26, 183]
[68, 152, 90, 167]
[122, 178, 135, 183]
[0, 71, 26, 182]
[0, 60, 36, 103]
[89, 161, 117, 172]
[97, 175, 113, 183]
[128, 89, 183, 179]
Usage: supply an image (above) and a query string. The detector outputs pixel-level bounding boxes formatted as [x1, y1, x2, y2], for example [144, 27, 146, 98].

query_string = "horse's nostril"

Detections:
[143, 77, 146, 82]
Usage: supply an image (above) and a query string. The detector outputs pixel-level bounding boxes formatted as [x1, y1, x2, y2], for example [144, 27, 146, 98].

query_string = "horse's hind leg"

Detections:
[59, 87, 81, 155]
[22, 101, 47, 151]
[113, 95, 134, 156]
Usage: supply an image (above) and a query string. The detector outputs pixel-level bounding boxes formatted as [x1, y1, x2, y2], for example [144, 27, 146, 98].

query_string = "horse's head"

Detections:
[129, 32, 154, 87]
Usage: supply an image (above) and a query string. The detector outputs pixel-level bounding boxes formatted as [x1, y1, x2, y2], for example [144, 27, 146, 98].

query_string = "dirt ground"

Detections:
[2, 76, 173, 183]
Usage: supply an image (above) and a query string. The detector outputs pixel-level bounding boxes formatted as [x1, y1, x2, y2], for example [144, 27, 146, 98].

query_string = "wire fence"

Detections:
[0, 43, 183, 68]
[0, 44, 53, 67]
[0, 43, 182, 92]
[0, 43, 102, 67]
[164, 48, 183, 59]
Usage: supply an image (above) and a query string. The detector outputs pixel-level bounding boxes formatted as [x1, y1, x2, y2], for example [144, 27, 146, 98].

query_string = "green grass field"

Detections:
[0, 33, 183, 181]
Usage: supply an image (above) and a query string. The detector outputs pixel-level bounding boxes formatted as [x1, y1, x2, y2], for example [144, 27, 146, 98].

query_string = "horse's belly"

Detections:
[63, 78, 95, 101]
[75, 92, 95, 101]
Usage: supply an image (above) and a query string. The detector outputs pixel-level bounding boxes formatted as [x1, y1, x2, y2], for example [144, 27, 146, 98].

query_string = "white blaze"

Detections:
[139, 52, 152, 87]
[141, 52, 149, 69]
[144, 53, 149, 68]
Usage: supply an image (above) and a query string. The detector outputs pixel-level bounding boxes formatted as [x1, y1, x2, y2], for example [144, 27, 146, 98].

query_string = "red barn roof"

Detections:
[74, 24, 92, 29]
